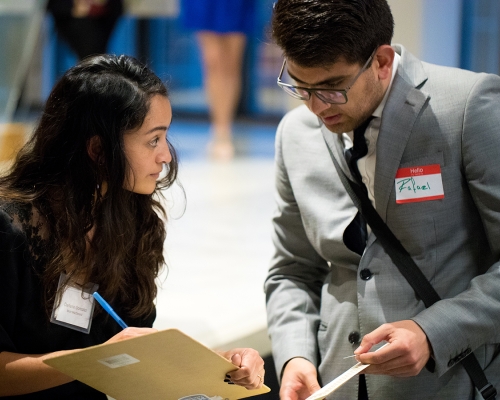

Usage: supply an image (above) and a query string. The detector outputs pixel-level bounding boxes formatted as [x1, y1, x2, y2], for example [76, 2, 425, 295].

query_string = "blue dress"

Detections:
[179, 0, 256, 35]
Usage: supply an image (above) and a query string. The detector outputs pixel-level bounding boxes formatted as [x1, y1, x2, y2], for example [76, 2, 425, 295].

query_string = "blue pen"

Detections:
[92, 292, 128, 329]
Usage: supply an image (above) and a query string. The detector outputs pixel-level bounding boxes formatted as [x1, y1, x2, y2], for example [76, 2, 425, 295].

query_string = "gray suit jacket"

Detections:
[265, 45, 500, 399]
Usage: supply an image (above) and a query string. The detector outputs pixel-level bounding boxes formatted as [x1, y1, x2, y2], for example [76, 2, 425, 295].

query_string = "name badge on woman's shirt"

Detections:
[50, 273, 98, 334]
[394, 164, 444, 204]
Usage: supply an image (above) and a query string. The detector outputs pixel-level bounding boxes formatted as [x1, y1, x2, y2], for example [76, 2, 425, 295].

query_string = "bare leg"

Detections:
[197, 31, 247, 161]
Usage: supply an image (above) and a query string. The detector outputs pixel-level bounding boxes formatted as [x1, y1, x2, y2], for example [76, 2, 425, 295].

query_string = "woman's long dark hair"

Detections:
[0, 54, 178, 319]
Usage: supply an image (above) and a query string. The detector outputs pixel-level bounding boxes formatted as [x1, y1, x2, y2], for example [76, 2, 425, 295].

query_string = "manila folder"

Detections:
[43, 328, 270, 399]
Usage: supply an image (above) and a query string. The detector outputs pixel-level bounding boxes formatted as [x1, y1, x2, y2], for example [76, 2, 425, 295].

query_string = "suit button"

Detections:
[348, 331, 361, 344]
[447, 358, 456, 368]
[360, 269, 373, 280]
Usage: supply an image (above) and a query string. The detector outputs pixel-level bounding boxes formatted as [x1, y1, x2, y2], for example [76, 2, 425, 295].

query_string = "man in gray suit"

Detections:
[264, 0, 500, 399]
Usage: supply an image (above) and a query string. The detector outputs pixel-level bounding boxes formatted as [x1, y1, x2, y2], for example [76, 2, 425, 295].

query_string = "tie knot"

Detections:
[353, 116, 375, 141]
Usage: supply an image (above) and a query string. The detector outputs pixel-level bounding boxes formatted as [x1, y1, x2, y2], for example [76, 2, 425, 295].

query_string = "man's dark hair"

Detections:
[272, 0, 394, 67]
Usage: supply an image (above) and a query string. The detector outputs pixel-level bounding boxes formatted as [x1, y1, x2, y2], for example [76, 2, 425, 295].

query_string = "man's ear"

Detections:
[87, 135, 102, 163]
[374, 45, 395, 81]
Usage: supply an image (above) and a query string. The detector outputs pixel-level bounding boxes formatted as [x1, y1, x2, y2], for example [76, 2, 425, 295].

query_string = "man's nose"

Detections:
[308, 92, 331, 115]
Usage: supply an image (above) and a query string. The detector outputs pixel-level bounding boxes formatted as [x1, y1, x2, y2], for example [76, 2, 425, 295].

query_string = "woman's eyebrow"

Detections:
[144, 126, 169, 135]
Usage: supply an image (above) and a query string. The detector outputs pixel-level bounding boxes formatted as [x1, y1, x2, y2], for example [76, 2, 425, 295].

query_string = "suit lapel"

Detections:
[375, 46, 430, 221]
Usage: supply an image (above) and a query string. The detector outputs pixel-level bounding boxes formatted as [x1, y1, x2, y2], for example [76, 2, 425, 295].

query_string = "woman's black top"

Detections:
[0, 201, 155, 399]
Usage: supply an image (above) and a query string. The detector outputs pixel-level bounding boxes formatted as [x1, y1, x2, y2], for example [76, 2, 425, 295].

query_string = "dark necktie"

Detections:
[346, 116, 375, 186]
[343, 116, 374, 256]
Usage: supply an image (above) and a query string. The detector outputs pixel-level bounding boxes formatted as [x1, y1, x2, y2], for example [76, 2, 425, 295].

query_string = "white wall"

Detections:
[124, 0, 179, 17]
[387, 0, 423, 59]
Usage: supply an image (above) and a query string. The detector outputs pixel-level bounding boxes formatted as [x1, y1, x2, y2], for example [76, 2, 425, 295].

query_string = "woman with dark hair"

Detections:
[0, 54, 264, 398]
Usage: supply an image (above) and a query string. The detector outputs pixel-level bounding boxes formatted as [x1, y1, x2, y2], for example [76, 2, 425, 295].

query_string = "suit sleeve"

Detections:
[412, 73, 500, 376]
[264, 113, 330, 378]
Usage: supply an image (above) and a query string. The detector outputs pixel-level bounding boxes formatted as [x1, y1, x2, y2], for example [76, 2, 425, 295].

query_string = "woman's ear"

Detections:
[87, 135, 102, 163]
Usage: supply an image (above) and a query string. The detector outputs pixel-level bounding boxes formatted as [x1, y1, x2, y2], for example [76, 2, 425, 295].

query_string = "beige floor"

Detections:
[155, 158, 276, 355]
[0, 122, 33, 174]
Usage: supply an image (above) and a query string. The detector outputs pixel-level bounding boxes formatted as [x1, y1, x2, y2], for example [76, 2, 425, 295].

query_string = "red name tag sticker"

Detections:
[394, 164, 444, 204]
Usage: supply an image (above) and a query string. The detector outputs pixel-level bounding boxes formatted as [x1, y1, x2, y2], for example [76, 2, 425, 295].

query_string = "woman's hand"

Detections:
[218, 348, 265, 390]
[0, 327, 158, 396]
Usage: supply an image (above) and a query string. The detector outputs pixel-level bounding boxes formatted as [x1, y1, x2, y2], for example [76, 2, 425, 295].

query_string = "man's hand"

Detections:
[354, 320, 431, 377]
[280, 357, 321, 400]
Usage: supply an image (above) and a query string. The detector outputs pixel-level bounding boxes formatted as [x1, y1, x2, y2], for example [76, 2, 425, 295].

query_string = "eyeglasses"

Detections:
[276, 50, 376, 105]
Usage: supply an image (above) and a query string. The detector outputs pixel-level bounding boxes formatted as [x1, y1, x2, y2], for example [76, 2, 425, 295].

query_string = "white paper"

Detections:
[306, 343, 389, 400]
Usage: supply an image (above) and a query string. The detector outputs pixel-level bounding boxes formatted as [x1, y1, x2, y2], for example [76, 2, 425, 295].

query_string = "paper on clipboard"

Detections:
[43, 328, 270, 400]
[306, 343, 389, 400]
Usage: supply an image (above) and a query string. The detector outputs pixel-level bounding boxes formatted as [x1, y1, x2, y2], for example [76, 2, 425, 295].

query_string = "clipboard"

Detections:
[43, 329, 270, 400]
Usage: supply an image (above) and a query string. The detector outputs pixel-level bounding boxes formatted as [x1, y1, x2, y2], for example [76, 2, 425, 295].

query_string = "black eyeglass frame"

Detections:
[276, 49, 377, 105]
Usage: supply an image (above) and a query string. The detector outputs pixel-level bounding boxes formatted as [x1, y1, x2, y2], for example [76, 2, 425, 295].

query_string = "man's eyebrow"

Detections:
[287, 70, 348, 87]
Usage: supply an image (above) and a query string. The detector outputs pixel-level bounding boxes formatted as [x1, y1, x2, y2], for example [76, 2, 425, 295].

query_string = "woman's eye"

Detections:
[149, 137, 159, 147]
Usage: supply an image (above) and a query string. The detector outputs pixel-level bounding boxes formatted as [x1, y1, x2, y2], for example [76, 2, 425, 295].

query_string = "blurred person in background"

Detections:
[47, 0, 123, 60]
[180, 0, 256, 161]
